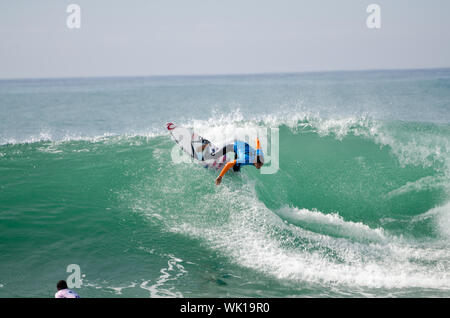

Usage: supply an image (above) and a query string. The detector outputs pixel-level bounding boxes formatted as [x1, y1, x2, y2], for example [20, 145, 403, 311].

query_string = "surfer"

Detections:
[166, 123, 263, 182]
[214, 138, 264, 185]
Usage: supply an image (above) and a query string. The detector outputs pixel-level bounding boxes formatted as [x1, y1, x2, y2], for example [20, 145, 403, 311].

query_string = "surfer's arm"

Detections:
[215, 160, 236, 185]
[219, 160, 236, 177]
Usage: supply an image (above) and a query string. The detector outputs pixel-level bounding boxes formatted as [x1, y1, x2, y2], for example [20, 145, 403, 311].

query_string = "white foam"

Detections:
[387, 175, 447, 197]
[139, 254, 186, 298]
[412, 202, 450, 240]
[307, 115, 379, 140]
[169, 184, 450, 291]
[276, 206, 387, 243]
[107, 282, 138, 295]
[0, 130, 165, 146]
[0, 131, 53, 145]
[187, 109, 264, 147]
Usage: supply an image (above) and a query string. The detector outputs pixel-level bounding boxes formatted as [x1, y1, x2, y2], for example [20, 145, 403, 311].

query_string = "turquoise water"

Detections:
[1, 69, 450, 297]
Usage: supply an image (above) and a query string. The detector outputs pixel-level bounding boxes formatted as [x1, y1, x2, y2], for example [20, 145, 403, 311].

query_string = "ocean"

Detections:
[0, 69, 449, 297]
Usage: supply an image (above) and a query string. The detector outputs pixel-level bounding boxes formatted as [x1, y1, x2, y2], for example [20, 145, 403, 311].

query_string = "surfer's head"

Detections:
[254, 155, 264, 169]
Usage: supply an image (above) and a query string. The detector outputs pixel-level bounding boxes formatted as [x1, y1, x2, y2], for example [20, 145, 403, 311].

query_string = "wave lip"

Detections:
[0, 130, 165, 147]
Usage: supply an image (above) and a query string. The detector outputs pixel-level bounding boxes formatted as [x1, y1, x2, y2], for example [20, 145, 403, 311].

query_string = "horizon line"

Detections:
[1, 66, 450, 82]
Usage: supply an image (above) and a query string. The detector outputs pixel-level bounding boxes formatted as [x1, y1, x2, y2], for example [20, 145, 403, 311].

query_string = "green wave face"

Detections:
[1, 117, 449, 297]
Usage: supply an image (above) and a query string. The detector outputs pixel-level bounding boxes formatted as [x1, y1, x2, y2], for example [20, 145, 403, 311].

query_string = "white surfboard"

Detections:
[166, 122, 230, 170]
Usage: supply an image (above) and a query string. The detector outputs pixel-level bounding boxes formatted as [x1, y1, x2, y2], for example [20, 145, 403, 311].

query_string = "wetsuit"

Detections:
[217, 138, 263, 178]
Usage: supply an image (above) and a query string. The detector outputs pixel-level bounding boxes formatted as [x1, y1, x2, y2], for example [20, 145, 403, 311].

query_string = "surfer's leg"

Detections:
[202, 143, 234, 160]
[196, 138, 211, 152]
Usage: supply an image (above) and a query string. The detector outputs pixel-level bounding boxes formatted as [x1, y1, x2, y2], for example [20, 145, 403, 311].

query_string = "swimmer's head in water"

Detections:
[57, 280, 68, 291]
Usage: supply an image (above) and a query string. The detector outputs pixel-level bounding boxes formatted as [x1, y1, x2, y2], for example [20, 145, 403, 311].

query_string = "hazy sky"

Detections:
[1, 0, 450, 79]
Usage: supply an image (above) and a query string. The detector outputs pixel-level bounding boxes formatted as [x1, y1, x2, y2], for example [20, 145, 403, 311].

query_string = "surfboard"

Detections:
[166, 122, 229, 170]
